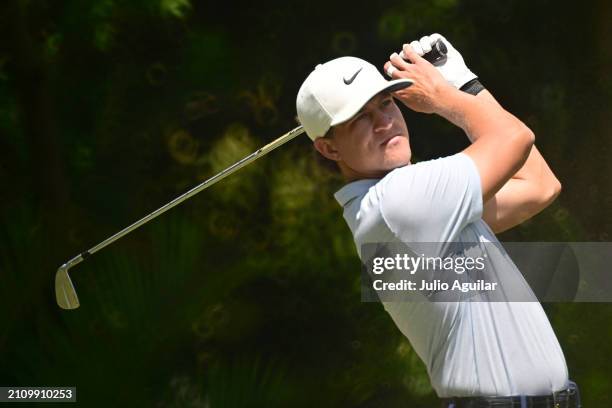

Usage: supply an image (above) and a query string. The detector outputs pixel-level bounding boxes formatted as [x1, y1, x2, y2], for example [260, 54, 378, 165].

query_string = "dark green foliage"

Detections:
[0, 0, 610, 406]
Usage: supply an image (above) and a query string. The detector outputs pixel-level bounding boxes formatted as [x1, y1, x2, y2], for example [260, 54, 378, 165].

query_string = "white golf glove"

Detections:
[399, 33, 478, 90]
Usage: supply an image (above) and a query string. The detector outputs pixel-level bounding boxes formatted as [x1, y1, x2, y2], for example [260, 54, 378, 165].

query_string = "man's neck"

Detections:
[340, 162, 411, 183]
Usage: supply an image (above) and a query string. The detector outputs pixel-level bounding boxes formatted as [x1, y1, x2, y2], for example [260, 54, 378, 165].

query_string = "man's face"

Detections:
[314, 92, 411, 180]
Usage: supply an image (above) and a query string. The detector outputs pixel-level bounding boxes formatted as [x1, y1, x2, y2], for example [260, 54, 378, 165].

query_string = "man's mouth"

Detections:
[381, 134, 403, 146]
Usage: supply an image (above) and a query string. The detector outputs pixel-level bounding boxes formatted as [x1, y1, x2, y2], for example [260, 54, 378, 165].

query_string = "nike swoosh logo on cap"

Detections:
[343, 67, 363, 85]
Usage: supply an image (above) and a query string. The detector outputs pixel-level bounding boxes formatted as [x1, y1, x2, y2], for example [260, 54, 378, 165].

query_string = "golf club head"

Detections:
[55, 264, 80, 309]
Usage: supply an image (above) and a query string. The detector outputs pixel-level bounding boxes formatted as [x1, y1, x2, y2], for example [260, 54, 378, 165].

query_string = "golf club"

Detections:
[55, 125, 305, 309]
[55, 42, 449, 310]
[422, 39, 447, 66]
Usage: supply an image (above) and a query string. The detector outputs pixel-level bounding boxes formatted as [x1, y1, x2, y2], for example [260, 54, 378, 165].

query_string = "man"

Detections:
[296, 34, 581, 407]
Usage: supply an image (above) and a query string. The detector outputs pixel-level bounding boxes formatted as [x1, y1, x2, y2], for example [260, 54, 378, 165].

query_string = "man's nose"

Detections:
[373, 109, 393, 132]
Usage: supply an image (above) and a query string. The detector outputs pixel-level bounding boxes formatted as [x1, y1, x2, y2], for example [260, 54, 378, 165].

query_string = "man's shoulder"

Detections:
[334, 179, 379, 208]
[378, 152, 483, 243]
[335, 152, 483, 245]
[335, 153, 473, 204]
[383, 152, 473, 180]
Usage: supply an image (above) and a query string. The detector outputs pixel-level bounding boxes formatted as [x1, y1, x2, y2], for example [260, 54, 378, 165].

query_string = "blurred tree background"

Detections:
[0, 0, 610, 406]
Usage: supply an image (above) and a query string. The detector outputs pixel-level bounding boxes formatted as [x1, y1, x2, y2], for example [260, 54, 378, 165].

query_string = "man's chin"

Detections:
[386, 154, 411, 170]
[384, 140, 411, 167]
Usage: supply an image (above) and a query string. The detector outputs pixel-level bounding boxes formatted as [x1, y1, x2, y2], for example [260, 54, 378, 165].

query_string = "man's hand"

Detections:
[384, 45, 454, 114]
[398, 33, 478, 90]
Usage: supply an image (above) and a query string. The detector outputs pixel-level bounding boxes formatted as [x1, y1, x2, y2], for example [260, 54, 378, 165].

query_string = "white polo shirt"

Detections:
[334, 152, 568, 398]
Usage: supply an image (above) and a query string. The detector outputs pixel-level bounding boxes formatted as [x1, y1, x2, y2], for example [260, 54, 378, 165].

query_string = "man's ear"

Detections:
[313, 137, 341, 162]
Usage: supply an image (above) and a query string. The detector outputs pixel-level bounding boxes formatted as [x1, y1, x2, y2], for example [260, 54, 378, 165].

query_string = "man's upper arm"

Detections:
[462, 126, 534, 203]
[482, 147, 562, 233]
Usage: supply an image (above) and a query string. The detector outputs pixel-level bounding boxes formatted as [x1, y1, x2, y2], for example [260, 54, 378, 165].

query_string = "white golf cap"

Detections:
[296, 56, 413, 141]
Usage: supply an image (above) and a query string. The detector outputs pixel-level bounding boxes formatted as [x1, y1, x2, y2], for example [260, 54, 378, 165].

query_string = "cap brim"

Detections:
[330, 78, 413, 126]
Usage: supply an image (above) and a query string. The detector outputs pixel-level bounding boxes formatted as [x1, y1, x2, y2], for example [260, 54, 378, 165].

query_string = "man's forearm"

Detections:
[457, 89, 533, 145]
[435, 86, 530, 144]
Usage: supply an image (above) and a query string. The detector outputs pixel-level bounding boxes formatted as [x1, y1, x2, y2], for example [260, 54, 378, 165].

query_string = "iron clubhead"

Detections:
[55, 264, 80, 309]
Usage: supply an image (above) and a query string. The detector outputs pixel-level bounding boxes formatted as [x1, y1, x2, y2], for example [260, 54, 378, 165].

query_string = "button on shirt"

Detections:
[334, 152, 568, 397]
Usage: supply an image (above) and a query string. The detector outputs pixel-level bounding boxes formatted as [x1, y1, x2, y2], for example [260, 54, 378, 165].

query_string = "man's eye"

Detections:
[354, 113, 367, 122]
[382, 98, 393, 107]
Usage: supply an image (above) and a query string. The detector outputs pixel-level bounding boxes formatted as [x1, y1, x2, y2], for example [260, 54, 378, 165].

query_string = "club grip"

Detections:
[422, 39, 448, 66]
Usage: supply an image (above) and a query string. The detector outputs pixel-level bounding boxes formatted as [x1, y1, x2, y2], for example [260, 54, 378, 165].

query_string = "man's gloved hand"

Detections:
[399, 33, 477, 90]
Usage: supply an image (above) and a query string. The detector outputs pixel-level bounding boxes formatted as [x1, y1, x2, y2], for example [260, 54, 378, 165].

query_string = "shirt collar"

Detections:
[334, 179, 379, 207]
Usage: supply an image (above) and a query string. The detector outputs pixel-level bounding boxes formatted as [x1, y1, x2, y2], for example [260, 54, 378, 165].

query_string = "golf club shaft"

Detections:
[61, 125, 305, 269]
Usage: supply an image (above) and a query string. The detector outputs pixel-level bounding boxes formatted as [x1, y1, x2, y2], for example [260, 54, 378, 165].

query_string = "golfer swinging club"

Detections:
[296, 34, 582, 407]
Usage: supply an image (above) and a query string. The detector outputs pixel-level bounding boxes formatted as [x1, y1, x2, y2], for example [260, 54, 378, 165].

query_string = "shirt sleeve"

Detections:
[378, 152, 483, 244]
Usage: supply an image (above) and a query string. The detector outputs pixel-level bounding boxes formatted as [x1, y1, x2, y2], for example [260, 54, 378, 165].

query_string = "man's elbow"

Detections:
[524, 126, 536, 145]
[539, 178, 562, 207]
[550, 178, 562, 200]
[515, 125, 535, 164]
[522, 127, 536, 155]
